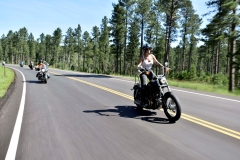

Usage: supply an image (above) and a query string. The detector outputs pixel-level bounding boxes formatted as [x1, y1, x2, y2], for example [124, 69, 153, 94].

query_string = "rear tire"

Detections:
[163, 92, 181, 122]
[133, 87, 142, 110]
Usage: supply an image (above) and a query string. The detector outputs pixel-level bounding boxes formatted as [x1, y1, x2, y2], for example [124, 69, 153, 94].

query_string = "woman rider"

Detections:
[137, 43, 163, 107]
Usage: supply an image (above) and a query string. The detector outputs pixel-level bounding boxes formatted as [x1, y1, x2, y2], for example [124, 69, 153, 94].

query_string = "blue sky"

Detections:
[0, 0, 210, 40]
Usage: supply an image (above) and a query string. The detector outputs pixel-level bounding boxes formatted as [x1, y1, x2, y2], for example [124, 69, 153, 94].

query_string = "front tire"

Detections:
[163, 92, 181, 122]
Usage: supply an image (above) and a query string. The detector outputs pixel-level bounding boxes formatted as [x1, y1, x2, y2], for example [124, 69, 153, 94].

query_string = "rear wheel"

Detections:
[163, 92, 181, 122]
[133, 88, 142, 110]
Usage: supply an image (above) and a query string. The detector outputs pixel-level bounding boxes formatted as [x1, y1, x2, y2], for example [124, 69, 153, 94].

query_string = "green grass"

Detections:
[0, 66, 15, 98]
[167, 79, 240, 97]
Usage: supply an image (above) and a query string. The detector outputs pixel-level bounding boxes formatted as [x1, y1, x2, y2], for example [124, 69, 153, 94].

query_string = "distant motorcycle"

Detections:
[20, 61, 24, 67]
[132, 62, 181, 122]
[29, 62, 34, 70]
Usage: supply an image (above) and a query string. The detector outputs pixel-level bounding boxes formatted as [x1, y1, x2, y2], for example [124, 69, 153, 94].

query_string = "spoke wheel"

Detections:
[163, 92, 181, 122]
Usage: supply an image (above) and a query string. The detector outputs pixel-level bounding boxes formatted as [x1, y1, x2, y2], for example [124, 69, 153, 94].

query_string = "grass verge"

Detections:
[167, 79, 240, 97]
[0, 66, 15, 98]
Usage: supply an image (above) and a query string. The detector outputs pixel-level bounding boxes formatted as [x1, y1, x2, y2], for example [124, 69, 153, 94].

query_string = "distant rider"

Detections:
[29, 61, 34, 69]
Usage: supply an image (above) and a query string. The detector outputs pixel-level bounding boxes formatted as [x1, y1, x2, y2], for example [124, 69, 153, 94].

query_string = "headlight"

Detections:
[160, 77, 167, 84]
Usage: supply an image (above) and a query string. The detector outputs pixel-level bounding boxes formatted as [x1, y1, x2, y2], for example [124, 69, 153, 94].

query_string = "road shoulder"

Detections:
[0, 68, 16, 111]
[0, 68, 23, 159]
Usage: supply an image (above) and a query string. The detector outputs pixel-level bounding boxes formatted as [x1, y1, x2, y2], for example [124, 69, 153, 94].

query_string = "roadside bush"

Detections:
[168, 71, 177, 79]
[178, 70, 188, 80]
[188, 66, 197, 81]
[203, 75, 211, 83]
[210, 73, 228, 86]
[198, 70, 206, 82]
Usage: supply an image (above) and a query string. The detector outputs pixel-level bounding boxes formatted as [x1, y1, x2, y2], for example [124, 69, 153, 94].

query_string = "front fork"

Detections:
[156, 79, 171, 108]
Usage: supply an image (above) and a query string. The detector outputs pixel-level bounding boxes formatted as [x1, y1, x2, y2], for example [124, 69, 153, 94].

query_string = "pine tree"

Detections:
[204, 0, 240, 92]
[119, 0, 136, 74]
[136, 0, 152, 56]
[36, 33, 46, 62]
[127, 15, 140, 75]
[28, 33, 36, 63]
[99, 16, 110, 74]
[65, 27, 75, 69]
[92, 26, 100, 73]
[110, 2, 125, 74]
[52, 28, 62, 67]
[155, 0, 182, 63]
[45, 34, 52, 64]
[74, 24, 82, 71]
[18, 27, 29, 63]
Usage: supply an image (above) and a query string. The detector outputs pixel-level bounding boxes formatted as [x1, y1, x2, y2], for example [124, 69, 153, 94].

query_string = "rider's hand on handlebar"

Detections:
[159, 64, 164, 68]
[137, 66, 143, 70]
[137, 66, 144, 74]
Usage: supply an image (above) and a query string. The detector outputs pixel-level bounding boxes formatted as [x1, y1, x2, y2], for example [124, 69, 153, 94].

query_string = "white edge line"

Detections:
[5, 67, 26, 160]
[172, 89, 240, 103]
[110, 78, 240, 103]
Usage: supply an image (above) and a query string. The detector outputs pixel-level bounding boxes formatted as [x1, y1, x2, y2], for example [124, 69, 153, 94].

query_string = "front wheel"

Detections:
[163, 92, 181, 122]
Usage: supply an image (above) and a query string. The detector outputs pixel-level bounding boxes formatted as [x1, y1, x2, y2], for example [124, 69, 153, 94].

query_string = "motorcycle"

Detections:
[132, 62, 181, 122]
[20, 61, 24, 67]
[37, 68, 48, 83]
[29, 62, 34, 70]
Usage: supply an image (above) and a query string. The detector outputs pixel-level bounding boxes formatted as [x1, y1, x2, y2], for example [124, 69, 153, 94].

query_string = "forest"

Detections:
[0, 0, 240, 92]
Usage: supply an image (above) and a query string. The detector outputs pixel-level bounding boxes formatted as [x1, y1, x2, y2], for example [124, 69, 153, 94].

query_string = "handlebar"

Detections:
[138, 66, 171, 76]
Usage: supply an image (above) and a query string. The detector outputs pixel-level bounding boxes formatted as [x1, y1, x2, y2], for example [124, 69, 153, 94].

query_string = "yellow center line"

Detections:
[50, 71, 240, 140]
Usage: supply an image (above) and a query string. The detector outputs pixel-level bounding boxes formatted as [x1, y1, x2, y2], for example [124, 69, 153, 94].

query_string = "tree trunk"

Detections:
[78, 50, 81, 71]
[116, 45, 119, 73]
[123, 11, 127, 75]
[140, 18, 144, 56]
[229, 5, 236, 92]
[228, 27, 236, 92]
[215, 43, 219, 74]
[188, 43, 193, 71]
[217, 41, 221, 73]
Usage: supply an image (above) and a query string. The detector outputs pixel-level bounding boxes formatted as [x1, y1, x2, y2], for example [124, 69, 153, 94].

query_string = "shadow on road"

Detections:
[54, 74, 111, 78]
[23, 80, 44, 84]
[83, 106, 172, 124]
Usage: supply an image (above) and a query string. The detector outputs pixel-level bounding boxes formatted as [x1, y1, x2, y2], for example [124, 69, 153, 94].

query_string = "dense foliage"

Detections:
[1, 0, 240, 91]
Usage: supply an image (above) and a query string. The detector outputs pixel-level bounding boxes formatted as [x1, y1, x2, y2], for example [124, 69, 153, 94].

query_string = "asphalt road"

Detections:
[1, 65, 240, 160]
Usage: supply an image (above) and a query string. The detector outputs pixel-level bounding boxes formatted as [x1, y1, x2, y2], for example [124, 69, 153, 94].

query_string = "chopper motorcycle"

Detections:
[132, 63, 181, 122]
